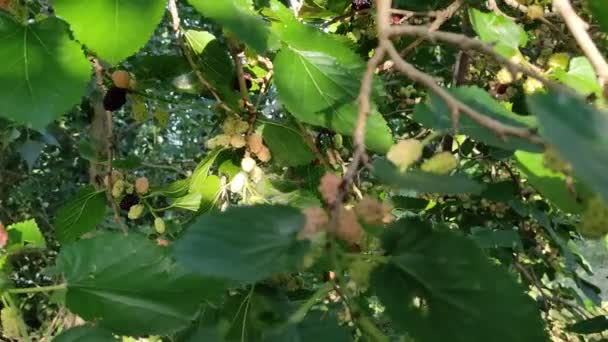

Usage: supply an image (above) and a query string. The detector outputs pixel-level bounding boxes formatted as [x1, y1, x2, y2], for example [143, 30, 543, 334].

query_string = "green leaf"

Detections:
[265, 311, 352, 342]
[53, 325, 118, 342]
[274, 48, 393, 153]
[187, 0, 269, 53]
[553, 56, 601, 96]
[298, 0, 350, 19]
[56, 233, 225, 336]
[53, 0, 166, 65]
[172, 193, 203, 211]
[0, 15, 91, 129]
[184, 30, 239, 106]
[5, 219, 46, 254]
[17, 140, 45, 171]
[413, 86, 541, 152]
[470, 227, 523, 250]
[469, 9, 527, 57]
[528, 91, 608, 202]
[149, 178, 190, 198]
[173, 205, 309, 282]
[568, 315, 608, 334]
[266, 0, 363, 67]
[588, 0, 608, 34]
[199, 175, 222, 212]
[373, 159, 485, 194]
[515, 151, 586, 213]
[262, 123, 315, 167]
[53, 186, 107, 244]
[189, 148, 223, 194]
[371, 219, 547, 342]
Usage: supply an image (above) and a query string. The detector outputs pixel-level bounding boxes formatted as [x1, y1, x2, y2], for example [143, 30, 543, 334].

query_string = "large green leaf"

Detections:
[56, 233, 225, 336]
[413, 86, 541, 152]
[0, 15, 91, 129]
[588, 0, 608, 34]
[187, 0, 269, 53]
[53, 186, 107, 244]
[263, 123, 315, 167]
[54, 0, 166, 65]
[515, 151, 586, 213]
[373, 159, 485, 194]
[469, 9, 527, 57]
[528, 91, 608, 202]
[173, 205, 309, 282]
[274, 48, 393, 153]
[53, 325, 117, 342]
[371, 219, 547, 342]
[5, 219, 46, 254]
[553, 57, 601, 96]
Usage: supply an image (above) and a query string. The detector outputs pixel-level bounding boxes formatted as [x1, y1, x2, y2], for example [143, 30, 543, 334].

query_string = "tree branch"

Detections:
[400, 0, 464, 57]
[553, 0, 608, 91]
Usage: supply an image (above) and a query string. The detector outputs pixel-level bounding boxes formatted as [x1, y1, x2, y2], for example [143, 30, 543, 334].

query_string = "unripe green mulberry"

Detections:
[112, 179, 125, 198]
[421, 152, 458, 175]
[523, 78, 544, 95]
[154, 217, 166, 234]
[387, 139, 423, 172]
[333, 134, 344, 149]
[128, 204, 145, 220]
[1, 307, 20, 339]
[547, 53, 570, 70]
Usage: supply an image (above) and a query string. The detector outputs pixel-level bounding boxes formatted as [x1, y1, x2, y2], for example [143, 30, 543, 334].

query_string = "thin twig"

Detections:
[553, 0, 608, 91]
[399, 0, 464, 57]
[388, 25, 567, 92]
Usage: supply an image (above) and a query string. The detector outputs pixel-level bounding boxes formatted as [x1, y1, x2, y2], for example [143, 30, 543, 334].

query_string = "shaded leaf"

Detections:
[265, 311, 352, 342]
[413, 86, 541, 152]
[53, 186, 107, 243]
[470, 227, 523, 250]
[187, 0, 269, 53]
[588, 0, 608, 34]
[54, 0, 166, 65]
[371, 219, 547, 342]
[528, 91, 608, 202]
[184, 30, 239, 106]
[56, 233, 225, 336]
[515, 151, 586, 213]
[17, 140, 45, 171]
[53, 325, 118, 342]
[173, 205, 309, 282]
[263, 123, 315, 167]
[0, 15, 90, 128]
[568, 315, 608, 334]
[373, 159, 485, 194]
